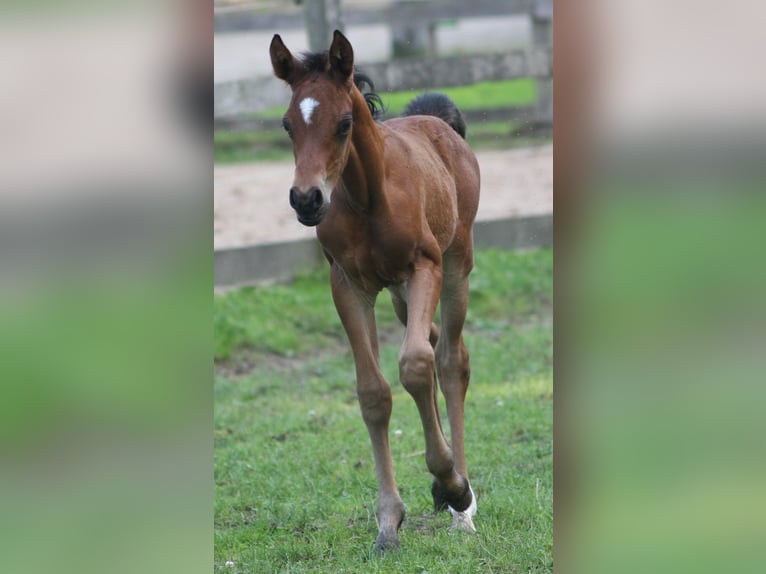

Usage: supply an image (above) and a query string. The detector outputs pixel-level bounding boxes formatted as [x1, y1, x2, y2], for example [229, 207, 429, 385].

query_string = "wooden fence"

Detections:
[214, 48, 551, 118]
[215, 105, 535, 132]
[214, 0, 552, 125]
[215, 0, 538, 34]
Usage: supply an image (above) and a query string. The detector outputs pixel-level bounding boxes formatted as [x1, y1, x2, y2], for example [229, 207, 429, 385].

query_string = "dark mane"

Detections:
[298, 51, 385, 120]
[354, 70, 385, 120]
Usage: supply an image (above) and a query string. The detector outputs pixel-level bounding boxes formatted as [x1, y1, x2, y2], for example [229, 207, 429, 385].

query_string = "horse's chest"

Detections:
[319, 224, 414, 291]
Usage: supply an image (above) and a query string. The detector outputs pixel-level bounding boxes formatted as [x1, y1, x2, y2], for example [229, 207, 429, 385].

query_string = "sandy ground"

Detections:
[214, 144, 552, 249]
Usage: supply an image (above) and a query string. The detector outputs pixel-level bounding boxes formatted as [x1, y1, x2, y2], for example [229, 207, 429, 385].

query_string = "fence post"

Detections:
[326, 0, 344, 35]
[304, 0, 329, 52]
[303, 0, 343, 52]
[390, 0, 435, 58]
[532, 0, 553, 129]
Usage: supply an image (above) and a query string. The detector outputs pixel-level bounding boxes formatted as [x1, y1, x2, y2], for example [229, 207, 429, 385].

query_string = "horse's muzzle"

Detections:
[289, 186, 327, 226]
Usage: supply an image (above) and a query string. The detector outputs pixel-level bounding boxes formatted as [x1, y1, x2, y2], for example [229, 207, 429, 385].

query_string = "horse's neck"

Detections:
[339, 98, 386, 213]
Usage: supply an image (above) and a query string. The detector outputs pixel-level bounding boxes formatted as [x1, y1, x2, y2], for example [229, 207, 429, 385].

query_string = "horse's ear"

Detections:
[270, 34, 298, 84]
[329, 30, 354, 82]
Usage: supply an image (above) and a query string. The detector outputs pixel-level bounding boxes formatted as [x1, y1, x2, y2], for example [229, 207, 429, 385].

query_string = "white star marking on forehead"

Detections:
[299, 97, 319, 125]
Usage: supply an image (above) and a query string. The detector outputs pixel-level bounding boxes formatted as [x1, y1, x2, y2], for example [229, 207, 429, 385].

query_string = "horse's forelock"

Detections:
[294, 52, 385, 119]
[298, 51, 330, 74]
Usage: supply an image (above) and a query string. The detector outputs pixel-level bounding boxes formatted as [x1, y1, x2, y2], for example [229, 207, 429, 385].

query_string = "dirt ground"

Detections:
[214, 144, 552, 249]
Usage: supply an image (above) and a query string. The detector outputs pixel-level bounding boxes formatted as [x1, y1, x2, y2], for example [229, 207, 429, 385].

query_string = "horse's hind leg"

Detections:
[434, 253, 477, 531]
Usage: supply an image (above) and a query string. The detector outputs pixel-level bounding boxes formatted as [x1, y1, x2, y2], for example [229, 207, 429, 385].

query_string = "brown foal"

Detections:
[270, 30, 481, 551]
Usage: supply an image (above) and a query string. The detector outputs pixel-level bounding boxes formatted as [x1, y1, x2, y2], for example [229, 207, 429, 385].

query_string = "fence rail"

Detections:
[215, 105, 535, 132]
[215, 0, 536, 33]
[214, 214, 552, 287]
[361, 48, 551, 92]
[215, 0, 552, 126]
[214, 48, 551, 119]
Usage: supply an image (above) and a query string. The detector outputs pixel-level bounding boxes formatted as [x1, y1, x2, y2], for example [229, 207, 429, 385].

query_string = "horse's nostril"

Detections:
[310, 187, 323, 209]
[290, 187, 323, 211]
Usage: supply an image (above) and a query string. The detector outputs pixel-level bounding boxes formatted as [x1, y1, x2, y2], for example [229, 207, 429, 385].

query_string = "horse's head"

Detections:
[270, 30, 357, 226]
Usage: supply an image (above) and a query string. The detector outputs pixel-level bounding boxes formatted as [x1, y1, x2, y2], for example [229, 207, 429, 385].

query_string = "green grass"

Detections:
[380, 78, 536, 116]
[252, 79, 536, 120]
[214, 131, 294, 164]
[214, 248, 552, 572]
[215, 79, 546, 164]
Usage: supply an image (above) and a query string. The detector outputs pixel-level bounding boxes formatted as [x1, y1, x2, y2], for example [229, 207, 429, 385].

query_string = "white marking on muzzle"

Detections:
[320, 179, 333, 204]
[299, 97, 319, 125]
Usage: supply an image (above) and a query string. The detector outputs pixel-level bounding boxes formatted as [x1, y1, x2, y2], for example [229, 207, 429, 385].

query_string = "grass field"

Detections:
[214, 248, 553, 573]
[250, 79, 537, 120]
[214, 79, 548, 164]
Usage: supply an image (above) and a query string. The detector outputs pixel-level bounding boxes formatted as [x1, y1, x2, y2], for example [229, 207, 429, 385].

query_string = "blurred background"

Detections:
[0, 3, 212, 574]
[560, 1, 766, 573]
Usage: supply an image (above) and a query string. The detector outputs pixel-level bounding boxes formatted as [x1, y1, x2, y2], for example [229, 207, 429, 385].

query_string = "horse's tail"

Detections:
[401, 92, 467, 139]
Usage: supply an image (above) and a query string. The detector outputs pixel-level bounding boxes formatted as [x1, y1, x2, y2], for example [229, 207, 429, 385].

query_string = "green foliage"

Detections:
[214, 248, 552, 572]
[567, 193, 766, 574]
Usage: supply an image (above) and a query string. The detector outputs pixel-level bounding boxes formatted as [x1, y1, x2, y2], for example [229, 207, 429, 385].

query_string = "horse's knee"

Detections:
[398, 345, 435, 395]
[357, 382, 392, 427]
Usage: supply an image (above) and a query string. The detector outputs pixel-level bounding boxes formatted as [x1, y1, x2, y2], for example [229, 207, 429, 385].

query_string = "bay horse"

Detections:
[270, 30, 480, 551]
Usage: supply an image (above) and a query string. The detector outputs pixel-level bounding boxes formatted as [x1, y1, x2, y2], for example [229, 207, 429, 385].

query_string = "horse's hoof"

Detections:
[374, 508, 404, 554]
[374, 532, 400, 554]
[449, 510, 477, 533]
[449, 486, 477, 533]
[433, 476, 473, 513]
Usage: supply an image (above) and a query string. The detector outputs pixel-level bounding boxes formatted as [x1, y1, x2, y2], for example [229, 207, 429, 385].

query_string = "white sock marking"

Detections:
[299, 97, 319, 125]
[448, 486, 477, 532]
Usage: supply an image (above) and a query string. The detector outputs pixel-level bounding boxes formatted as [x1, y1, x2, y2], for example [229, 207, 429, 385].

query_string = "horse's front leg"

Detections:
[330, 265, 404, 552]
[398, 258, 474, 516]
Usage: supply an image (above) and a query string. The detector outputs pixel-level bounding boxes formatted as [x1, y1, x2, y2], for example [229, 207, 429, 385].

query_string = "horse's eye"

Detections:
[337, 117, 353, 138]
[282, 118, 293, 139]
